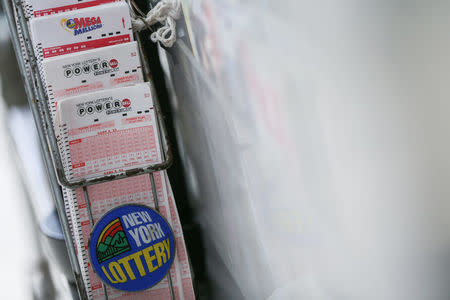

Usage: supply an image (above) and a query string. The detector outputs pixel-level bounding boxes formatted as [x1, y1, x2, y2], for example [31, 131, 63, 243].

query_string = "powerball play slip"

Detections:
[55, 83, 162, 183]
[42, 41, 143, 123]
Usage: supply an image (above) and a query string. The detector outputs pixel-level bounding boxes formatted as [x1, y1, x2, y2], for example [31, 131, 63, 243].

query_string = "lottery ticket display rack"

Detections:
[2, 0, 175, 299]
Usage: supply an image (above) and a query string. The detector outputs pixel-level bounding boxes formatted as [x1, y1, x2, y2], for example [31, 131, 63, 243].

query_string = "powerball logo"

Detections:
[60, 17, 103, 36]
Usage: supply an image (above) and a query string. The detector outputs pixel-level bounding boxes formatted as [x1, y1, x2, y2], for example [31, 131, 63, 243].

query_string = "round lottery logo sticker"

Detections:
[65, 19, 76, 29]
[89, 204, 175, 292]
[122, 98, 131, 108]
[109, 59, 119, 68]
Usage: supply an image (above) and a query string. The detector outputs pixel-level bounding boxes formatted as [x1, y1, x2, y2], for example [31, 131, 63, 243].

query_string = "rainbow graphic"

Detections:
[96, 218, 131, 263]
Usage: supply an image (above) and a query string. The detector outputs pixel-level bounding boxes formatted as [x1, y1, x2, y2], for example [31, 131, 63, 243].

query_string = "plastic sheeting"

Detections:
[160, 1, 450, 299]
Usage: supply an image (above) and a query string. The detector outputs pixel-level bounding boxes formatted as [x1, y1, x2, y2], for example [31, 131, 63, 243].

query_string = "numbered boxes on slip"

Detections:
[29, 2, 133, 61]
[42, 42, 144, 124]
[22, 0, 121, 18]
[55, 83, 162, 183]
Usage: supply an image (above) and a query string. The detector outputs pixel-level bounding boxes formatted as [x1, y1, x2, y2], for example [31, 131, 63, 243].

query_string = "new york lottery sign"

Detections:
[89, 204, 175, 291]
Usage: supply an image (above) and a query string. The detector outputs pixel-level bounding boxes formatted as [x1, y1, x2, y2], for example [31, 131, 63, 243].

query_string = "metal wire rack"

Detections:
[1, 0, 175, 299]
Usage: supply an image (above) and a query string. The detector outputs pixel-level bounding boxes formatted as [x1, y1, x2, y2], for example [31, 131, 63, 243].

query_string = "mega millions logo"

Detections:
[60, 16, 103, 36]
[89, 205, 176, 292]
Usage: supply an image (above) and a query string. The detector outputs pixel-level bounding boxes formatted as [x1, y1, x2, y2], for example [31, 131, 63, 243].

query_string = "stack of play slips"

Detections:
[64, 173, 195, 299]
[25, 1, 196, 299]
[42, 41, 143, 124]
[55, 83, 162, 183]
[29, 2, 132, 61]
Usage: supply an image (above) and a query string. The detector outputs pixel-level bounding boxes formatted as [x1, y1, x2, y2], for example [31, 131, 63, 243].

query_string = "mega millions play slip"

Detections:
[42, 42, 143, 123]
[29, 2, 132, 60]
[64, 172, 195, 299]
[22, 0, 120, 18]
[55, 83, 162, 183]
